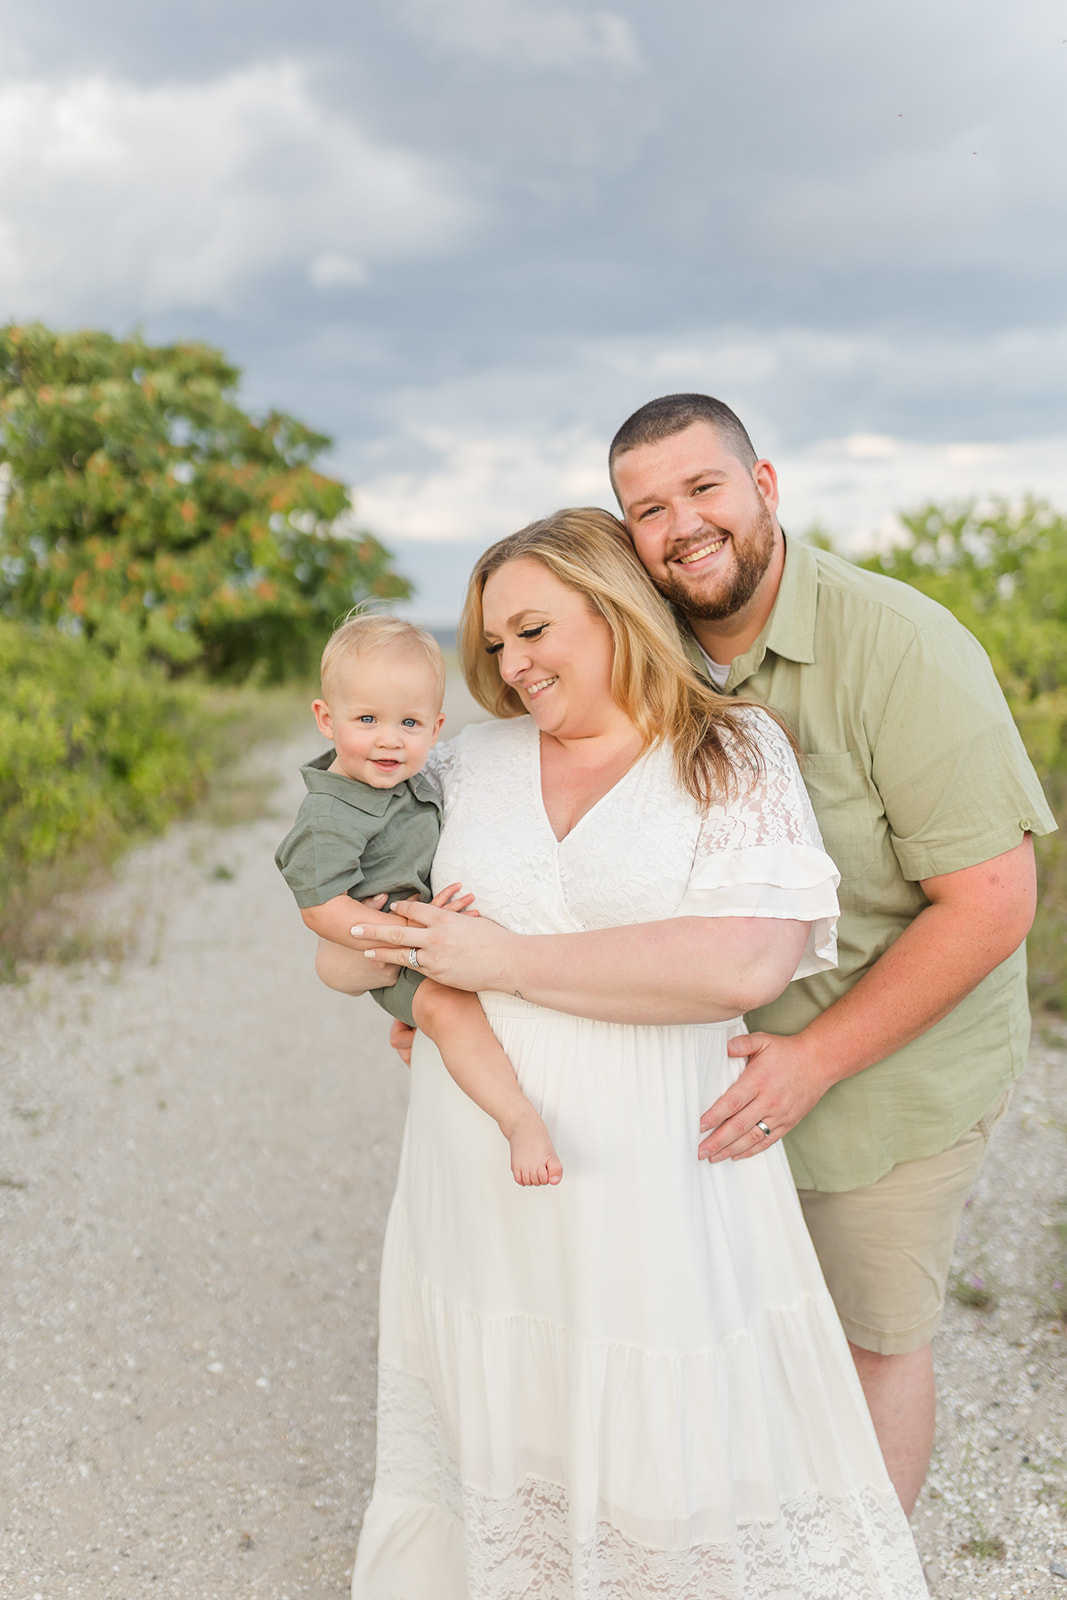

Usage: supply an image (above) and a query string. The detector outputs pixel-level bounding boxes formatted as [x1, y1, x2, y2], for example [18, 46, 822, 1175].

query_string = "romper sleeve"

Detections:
[675, 710, 840, 981]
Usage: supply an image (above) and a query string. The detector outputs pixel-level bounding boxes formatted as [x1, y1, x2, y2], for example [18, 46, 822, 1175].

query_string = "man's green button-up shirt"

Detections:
[687, 536, 1056, 1192]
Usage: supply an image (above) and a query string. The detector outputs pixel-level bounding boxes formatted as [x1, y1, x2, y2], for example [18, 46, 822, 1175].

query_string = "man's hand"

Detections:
[697, 837, 1038, 1161]
[697, 1031, 830, 1161]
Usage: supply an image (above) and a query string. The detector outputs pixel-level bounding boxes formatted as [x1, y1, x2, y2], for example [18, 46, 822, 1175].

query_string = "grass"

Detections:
[957, 1536, 1007, 1560]
[193, 679, 315, 829]
[0, 678, 314, 978]
[948, 1270, 998, 1312]
[1044, 1195, 1067, 1324]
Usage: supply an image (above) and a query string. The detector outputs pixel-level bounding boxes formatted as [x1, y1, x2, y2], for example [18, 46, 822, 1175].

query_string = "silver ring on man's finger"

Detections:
[407, 947, 420, 970]
[755, 1120, 771, 1138]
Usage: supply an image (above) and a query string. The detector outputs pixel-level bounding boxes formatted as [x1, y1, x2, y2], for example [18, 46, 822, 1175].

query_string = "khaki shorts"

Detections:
[797, 1091, 1012, 1356]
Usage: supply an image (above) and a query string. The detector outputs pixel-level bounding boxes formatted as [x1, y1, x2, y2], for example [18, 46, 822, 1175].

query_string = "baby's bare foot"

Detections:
[507, 1105, 563, 1187]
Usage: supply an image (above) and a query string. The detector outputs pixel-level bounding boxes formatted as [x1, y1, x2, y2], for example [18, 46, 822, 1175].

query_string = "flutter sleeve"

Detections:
[675, 710, 840, 981]
[422, 733, 463, 800]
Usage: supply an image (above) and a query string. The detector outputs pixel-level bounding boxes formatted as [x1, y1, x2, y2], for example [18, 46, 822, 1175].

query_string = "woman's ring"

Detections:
[407, 947, 421, 969]
[756, 1120, 772, 1138]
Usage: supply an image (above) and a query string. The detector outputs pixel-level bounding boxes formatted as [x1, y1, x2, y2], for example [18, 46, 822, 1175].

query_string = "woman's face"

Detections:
[480, 558, 617, 738]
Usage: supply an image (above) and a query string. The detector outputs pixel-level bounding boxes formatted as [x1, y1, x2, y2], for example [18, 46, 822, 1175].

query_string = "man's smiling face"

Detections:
[613, 421, 782, 626]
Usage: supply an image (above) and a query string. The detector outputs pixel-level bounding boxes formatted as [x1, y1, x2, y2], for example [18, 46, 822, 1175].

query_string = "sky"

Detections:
[1, 0, 1065, 622]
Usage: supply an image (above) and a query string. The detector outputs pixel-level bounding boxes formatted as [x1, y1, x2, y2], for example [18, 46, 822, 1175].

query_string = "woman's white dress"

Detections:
[352, 713, 928, 1600]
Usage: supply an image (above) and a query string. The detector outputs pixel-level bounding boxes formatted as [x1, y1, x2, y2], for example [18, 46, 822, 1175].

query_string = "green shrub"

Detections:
[0, 618, 211, 924]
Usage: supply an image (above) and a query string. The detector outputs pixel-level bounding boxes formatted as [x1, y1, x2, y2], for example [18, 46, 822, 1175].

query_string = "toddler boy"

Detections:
[275, 614, 562, 1186]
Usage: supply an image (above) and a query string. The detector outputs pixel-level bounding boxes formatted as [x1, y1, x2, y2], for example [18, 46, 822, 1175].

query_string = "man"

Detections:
[609, 392, 1055, 1512]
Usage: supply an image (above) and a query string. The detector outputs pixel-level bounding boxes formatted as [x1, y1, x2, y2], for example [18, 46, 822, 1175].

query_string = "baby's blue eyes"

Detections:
[357, 716, 419, 727]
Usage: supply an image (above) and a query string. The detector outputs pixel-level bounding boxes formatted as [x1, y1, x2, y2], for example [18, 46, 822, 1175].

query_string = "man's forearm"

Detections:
[788, 839, 1036, 1090]
[699, 839, 1037, 1160]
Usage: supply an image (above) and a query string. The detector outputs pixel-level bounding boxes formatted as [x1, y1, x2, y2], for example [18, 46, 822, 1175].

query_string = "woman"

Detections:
[321, 509, 928, 1598]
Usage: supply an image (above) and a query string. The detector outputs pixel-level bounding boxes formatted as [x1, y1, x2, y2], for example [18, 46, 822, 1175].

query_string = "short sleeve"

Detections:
[274, 802, 368, 909]
[871, 628, 1056, 881]
[674, 711, 840, 980]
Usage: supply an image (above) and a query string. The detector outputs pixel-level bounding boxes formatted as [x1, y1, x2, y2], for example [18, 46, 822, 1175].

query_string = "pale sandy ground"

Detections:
[1, 675, 1065, 1599]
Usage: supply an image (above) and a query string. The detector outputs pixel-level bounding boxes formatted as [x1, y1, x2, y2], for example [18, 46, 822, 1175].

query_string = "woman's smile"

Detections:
[523, 674, 558, 699]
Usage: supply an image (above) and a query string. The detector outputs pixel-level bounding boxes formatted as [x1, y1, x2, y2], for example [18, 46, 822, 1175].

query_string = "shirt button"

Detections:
[1019, 817, 1033, 830]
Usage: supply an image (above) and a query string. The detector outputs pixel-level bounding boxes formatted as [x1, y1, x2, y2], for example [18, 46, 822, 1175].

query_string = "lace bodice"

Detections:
[426, 711, 839, 977]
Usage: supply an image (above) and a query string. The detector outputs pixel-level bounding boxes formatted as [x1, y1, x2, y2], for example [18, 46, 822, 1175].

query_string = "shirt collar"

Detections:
[300, 749, 441, 815]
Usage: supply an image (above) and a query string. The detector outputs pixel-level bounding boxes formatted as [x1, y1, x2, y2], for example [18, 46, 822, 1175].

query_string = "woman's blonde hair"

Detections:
[459, 507, 788, 807]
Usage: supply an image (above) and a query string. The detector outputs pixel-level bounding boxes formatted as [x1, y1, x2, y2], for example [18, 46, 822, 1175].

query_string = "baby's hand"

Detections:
[431, 881, 479, 917]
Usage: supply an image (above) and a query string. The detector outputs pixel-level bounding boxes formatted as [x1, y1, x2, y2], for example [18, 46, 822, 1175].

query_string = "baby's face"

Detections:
[313, 648, 445, 788]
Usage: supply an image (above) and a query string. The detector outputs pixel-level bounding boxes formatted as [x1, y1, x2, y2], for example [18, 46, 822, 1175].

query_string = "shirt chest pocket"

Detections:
[800, 751, 878, 882]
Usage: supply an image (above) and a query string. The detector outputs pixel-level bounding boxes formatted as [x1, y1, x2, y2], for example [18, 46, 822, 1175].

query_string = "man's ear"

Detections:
[752, 458, 780, 516]
[312, 698, 334, 740]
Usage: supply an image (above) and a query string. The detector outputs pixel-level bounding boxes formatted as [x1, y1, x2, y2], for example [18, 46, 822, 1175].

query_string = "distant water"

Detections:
[426, 625, 458, 653]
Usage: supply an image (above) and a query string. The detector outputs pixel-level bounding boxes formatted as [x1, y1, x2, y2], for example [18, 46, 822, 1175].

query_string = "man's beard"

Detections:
[652, 500, 776, 621]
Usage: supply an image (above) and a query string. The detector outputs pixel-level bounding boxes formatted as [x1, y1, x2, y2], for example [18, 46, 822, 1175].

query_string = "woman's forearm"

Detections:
[361, 903, 810, 1022]
[504, 917, 809, 1023]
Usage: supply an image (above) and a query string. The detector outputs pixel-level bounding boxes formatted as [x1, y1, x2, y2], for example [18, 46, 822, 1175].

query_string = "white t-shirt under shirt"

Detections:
[697, 644, 730, 690]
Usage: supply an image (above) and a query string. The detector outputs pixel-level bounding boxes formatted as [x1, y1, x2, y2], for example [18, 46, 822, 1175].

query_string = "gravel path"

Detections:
[1, 695, 1065, 1598]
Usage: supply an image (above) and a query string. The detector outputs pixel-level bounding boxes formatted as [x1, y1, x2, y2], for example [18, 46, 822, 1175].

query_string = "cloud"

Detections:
[399, 0, 641, 73]
[308, 253, 367, 290]
[349, 316, 1067, 593]
[0, 62, 472, 321]
[357, 425, 611, 545]
[375, 423, 1067, 625]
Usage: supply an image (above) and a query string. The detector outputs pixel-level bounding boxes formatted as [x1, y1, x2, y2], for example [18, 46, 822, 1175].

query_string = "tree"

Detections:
[0, 323, 410, 680]
[860, 499, 1067, 774]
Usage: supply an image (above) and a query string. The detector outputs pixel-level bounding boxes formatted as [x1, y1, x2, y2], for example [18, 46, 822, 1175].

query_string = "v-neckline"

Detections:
[534, 725, 649, 846]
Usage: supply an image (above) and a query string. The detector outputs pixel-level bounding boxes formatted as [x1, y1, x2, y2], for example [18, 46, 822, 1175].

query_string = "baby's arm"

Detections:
[411, 980, 562, 1187]
[303, 879, 477, 947]
[302, 893, 387, 949]
[311, 896, 400, 996]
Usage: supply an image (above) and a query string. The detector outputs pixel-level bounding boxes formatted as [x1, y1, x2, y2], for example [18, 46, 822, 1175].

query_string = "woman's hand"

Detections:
[353, 898, 516, 993]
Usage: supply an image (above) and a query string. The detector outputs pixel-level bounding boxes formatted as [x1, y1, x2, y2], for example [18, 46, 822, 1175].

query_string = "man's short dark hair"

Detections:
[609, 394, 758, 486]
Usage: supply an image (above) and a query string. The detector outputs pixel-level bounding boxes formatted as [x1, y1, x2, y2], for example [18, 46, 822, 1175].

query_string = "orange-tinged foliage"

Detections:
[0, 322, 410, 681]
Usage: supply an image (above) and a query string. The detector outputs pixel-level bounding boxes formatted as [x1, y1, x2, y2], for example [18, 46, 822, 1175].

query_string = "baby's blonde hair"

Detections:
[320, 612, 446, 705]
